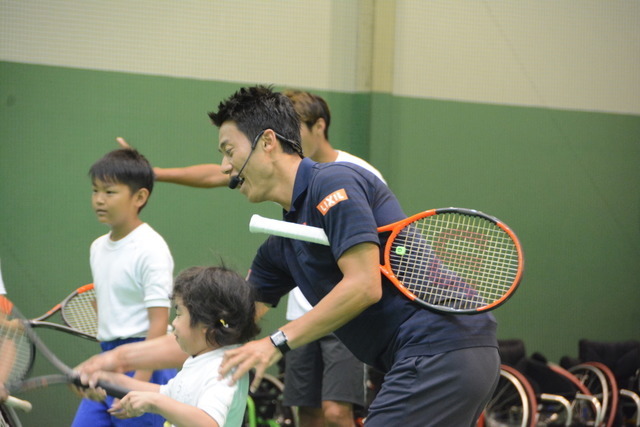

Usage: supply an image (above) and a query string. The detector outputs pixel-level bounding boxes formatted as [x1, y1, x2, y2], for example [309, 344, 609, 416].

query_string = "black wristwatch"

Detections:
[269, 330, 291, 355]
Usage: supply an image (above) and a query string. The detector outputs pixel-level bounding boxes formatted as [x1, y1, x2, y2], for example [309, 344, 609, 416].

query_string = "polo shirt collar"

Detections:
[285, 157, 315, 218]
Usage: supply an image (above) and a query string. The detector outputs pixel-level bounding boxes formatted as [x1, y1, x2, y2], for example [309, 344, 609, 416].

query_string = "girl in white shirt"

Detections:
[86, 266, 260, 427]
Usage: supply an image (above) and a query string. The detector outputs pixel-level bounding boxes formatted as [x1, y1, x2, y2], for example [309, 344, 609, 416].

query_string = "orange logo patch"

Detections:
[317, 189, 349, 215]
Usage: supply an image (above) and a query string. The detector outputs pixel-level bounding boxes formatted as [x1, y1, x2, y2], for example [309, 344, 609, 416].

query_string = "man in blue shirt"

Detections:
[216, 86, 500, 426]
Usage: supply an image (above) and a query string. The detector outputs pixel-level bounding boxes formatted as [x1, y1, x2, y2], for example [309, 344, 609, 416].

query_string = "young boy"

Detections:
[86, 266, 260, 427]
[72, 148, 177, 427]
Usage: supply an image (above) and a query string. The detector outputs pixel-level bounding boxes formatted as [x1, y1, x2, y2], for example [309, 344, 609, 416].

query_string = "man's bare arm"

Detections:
[77, 334, 188, 379]
[116, 137, 229, 188]
[154, 164, 229, 188]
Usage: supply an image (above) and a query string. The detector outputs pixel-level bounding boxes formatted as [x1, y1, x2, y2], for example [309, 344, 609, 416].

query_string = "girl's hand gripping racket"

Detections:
[29, 283, 97, 341]
[0, 295, 128, 402]
[250, 207, 524, 314]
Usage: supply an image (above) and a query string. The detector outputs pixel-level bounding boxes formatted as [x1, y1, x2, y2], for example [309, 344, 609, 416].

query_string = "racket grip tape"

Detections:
[5, 395, 33, 412]
[71, 376, 130, 399]
[249, 215, 330, 246]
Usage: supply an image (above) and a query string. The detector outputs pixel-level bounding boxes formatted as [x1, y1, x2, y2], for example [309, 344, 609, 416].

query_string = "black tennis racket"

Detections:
[249, 207, 524, 314]
[0, 295, 128, 404]
[29, 283, 97, 341]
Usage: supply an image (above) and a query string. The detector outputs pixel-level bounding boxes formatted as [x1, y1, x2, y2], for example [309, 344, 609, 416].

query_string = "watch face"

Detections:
[271, 331, 286, 346]
[270, 330, 290, 354]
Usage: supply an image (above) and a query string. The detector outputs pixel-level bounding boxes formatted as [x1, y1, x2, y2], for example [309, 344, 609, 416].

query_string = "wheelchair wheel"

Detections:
[569, 362, 619, 427]
[482, 364, 537, 427]
[243, 373, 296, 427]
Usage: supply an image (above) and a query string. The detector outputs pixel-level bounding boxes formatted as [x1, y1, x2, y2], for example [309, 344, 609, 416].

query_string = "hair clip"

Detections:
[219, 319, 229, 328]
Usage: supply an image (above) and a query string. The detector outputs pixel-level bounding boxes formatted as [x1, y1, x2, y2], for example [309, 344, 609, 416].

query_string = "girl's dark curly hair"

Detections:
[172, 266, 260, 347]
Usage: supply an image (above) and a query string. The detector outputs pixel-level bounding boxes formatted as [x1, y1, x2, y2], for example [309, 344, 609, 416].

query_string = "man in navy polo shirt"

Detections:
[215, 86, 500, 426]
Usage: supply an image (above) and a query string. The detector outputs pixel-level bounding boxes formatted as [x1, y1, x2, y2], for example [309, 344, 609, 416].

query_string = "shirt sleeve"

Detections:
[248, 237, 297, 306]
[138, 235, 174, 309]
[158, 372, 236, 427]
[310, 164, 384, 260]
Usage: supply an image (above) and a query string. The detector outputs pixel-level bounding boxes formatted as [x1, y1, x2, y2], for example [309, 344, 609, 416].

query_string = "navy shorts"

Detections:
[365, 346, 500, 427]
[283, 333, 367, 408]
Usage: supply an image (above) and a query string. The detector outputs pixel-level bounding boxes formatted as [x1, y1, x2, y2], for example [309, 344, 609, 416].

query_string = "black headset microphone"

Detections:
[227, 130, 264, 190]
[227, 129, 303, 190]
[228, 147, 255, 189]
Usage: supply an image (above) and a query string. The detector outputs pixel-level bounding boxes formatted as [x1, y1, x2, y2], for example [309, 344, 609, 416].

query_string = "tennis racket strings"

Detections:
[0, 298, 35, 392]
[389, 212, 520, 311]
[61, 286, 97, 338]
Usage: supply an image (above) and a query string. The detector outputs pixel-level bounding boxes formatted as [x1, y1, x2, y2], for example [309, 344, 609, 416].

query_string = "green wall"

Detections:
[2, 61, 639, 425]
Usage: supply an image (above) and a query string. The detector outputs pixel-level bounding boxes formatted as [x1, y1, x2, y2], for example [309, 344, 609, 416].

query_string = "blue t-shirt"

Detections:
[249, 158, 497, 372]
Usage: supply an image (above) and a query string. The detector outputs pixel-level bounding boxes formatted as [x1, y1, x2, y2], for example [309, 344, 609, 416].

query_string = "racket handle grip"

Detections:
[71, 377, 130, 399]
[5, 395, 33, 412]
[249, 215, 330, 246]
[96, 380, 130, 399]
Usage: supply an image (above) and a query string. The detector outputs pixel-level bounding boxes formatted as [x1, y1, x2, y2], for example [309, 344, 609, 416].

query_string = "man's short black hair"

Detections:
[209, 85, 303, 156]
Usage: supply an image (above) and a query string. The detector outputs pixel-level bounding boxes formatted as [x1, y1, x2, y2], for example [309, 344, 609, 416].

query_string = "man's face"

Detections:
[299, 120, 325, 161]
[299, 122, 316, 159]
[218, 122, 267, 203]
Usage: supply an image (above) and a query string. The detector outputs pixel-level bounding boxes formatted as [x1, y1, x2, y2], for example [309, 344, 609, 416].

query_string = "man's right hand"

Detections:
[72, 350, 123, 398]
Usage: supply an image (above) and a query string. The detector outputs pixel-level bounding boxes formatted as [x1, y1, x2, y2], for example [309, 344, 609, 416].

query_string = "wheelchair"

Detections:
[243, 372, 296, 427]
[479, 363, 539, 427]
[480, 339, 601, 427]
[561, 339, 640, 427]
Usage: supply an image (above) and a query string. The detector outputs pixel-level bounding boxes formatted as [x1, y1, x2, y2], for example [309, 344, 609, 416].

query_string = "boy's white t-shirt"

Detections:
[91, 223, 174, 341]
[286, 150, 387, 320]
[159, 346, 248, 427]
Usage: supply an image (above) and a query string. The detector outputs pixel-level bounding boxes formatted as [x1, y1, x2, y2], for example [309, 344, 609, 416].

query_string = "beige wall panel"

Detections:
[393, 0, 640, 114]
[0, 0, 369, 92]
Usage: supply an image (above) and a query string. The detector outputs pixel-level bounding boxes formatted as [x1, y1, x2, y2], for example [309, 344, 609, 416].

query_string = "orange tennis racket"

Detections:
[250, 207, 524, 314]
[29, 283, 97, 341]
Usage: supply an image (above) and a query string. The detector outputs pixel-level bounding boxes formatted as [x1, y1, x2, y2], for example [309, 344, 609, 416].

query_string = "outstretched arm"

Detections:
[116, 137, 229, 188]
[153, 164, 229, 188]
[76, 334, 188, 382]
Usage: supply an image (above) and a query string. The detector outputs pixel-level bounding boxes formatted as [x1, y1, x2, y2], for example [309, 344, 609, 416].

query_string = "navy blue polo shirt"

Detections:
[249, 158, 497, 372]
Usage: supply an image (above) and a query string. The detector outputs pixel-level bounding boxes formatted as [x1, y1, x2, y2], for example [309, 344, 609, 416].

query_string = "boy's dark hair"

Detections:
[89, 148, 155, 212]
[283, 89, 331, 140]
[208, 85, 303, 157]
[172, 265, 260, 347]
